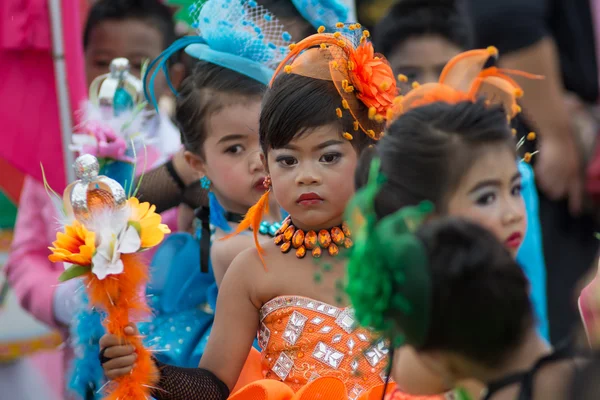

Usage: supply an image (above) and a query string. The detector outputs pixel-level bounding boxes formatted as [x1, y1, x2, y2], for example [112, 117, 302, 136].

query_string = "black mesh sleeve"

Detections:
[134, 162, 208, 213]
[151, 360, 230, 400]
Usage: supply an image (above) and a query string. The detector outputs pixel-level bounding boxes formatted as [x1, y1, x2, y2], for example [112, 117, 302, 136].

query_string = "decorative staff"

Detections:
[49, 154, 170, 399]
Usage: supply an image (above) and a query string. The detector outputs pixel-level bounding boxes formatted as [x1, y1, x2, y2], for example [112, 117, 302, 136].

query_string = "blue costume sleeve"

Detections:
[516, 161, 549, 340]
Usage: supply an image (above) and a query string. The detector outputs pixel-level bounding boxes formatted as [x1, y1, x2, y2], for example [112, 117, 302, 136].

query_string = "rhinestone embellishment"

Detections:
[272, 352, 294, 381]
[335, 308, 357, 333]
[364, 340, 388, 367]
[313, 341, 345, 369]
[258, 323, 271, 349]
[283, 311, 308, 345]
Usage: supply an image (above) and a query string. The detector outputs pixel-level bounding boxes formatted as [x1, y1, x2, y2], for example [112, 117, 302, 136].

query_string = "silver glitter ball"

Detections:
[73, 154, 99, 182]
[110, 58, 130, 79]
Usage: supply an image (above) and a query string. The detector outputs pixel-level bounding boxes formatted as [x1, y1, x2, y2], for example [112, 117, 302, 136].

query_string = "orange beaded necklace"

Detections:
[273, 217, 353, 259]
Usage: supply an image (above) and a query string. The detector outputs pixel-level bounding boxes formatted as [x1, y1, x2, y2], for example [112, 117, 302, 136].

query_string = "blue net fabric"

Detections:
[145, 0, 294, 108]
[184, 0, 293, 85]
[191, 0, 291, 70]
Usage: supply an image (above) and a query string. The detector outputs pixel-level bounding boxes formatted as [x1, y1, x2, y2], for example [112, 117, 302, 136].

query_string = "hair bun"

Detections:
[345, 158, 433, 346]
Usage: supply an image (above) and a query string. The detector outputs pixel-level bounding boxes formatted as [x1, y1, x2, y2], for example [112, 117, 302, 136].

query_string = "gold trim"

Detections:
[0, 332, 63, 363]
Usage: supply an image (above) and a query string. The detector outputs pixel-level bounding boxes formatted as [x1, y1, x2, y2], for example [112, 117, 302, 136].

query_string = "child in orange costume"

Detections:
[99, 24, 399, 400]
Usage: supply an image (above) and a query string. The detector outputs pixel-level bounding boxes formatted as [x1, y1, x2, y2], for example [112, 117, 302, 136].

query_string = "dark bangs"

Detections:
[260, 73, 374, 154]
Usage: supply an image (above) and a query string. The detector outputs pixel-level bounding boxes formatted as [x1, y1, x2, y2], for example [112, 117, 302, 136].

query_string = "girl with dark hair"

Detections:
[346, 201, 578, 400]
[99, 24, 400, 400]
[350, 49, 557, 399]
[372, 1, 548, 347]
[134, 0, 289, 371]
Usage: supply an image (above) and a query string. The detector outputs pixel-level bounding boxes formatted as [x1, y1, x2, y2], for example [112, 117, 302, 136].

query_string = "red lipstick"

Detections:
[296, 192, 324, 206]
[253, 177, 267, 191]
[505, 232, 523, 249]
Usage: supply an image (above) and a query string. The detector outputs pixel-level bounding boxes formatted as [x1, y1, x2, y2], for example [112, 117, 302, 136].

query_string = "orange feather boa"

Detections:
[87, 253, 158, 399]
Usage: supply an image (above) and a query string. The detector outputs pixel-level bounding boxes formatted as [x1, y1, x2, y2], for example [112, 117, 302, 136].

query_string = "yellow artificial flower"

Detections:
[48, 221, 96, 266]
[127, 197, 171, 248]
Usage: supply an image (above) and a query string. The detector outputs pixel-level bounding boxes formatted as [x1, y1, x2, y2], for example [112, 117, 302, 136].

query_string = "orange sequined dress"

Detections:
[229, 295, 393, 399]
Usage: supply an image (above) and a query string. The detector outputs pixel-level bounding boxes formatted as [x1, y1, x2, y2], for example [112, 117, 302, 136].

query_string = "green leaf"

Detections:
[58, 265, 90, 282]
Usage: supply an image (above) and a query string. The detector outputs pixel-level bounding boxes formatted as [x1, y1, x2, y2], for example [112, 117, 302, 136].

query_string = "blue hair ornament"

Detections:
[290, 0, 350, 30]
[144, 0, 293, 111]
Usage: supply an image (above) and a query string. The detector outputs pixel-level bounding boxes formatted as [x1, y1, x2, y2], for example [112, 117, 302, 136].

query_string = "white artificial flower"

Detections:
[91, 223, 141, 280]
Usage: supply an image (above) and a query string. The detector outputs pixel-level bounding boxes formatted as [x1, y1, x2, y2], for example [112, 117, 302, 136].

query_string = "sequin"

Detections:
[331, 227, 345, 245]
[274, 234, 284, 245]
[344, 238, 353, 249]
[342, 222, 351, 237]
[296, 246, 306, 259]
[318, 230, 332, 247]
[284, 226, 295, 241]
[280, 242, 291, 253]
[328, 243, 339, 257]
[279, 218, 291, 234]
[304, 231, 317, 249]
[312, 247, 322, 258]
[292, 230, 305, 248]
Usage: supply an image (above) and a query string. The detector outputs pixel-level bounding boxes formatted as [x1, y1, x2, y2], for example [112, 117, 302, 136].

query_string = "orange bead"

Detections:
[331, 227, 345, 245]
[292, 229, 305, 248]
[284, 226, 295, 241]
[304, 231, 317, 250]
[296, 246, 306, 259]
[274, 234, 284, 245]
[344, 237, 353, 249]
[279, 219, 290, 234]
[280, 242, 291, 253]
[312, 247, 322, 258]
[318, 230, 332, 248]
[328, 243, 339, 257]
[342, 222, 351, 237]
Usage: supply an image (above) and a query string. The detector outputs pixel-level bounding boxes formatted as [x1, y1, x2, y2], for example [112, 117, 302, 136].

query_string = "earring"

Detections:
[200, 176, 211, 189]
[263, 175, 272, 189]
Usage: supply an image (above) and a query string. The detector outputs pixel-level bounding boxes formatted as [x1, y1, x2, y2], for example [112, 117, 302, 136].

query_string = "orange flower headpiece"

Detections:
[390, 47, 543, 122]
[272, 24, 398, 141]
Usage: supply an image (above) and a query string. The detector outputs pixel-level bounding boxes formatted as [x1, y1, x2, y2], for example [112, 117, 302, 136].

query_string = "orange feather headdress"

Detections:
[272, 24, 398, 141]
[390, 47, 543, 122]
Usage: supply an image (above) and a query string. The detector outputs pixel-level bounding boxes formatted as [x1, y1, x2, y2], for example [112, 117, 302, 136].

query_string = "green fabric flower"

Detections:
[345, 158, 433, 347]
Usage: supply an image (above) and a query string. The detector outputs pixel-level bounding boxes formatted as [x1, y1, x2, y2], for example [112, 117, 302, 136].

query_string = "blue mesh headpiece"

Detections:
[290, 0, 350, 30]
[144, 0, 292, 110]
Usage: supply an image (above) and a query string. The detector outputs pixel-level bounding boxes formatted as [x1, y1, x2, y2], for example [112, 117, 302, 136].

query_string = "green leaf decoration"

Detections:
[58, 265, 90, 282]
[344, 157, 434, 348]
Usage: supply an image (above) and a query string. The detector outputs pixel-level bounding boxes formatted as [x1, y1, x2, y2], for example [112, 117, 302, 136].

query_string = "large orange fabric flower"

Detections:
[49, 220, 96, 266]
[127, 197, 170, 248]
[350, 41, 396, 115]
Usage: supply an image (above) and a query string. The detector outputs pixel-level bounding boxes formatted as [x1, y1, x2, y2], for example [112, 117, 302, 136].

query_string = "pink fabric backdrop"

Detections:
[0, 1, 87, 397]
[0, 0, 87, 192]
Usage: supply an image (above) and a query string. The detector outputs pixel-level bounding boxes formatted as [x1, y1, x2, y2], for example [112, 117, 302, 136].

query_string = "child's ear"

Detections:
[168, 62, 186, 91]
[184, 150, 207, 177]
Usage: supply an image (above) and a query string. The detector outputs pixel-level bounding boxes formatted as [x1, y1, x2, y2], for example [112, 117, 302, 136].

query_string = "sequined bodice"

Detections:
[257, 296, 390, 399]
